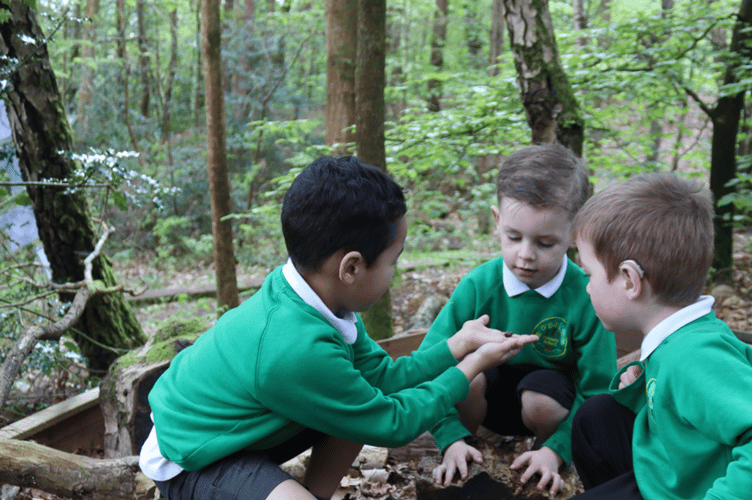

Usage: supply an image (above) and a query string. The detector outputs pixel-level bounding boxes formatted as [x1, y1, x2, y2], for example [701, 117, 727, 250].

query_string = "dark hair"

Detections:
[281, 156, 406, 271]
[573, 172, 714, 307]
[496, 144, 591, 220]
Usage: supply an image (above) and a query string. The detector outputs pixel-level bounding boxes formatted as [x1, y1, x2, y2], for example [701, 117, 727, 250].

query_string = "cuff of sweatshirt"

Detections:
[430, 414, 473, 454]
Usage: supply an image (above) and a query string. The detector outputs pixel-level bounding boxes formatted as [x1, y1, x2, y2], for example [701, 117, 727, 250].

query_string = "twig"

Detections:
[0, 223, 144, 410]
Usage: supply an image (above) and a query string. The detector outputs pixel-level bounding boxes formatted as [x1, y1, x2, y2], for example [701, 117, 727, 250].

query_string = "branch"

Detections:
[0, 223, 145, 410]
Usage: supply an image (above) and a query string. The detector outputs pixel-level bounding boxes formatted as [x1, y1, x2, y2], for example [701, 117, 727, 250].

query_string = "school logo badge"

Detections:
[646, 378, 657, 422]
[532, 317, 568, 358]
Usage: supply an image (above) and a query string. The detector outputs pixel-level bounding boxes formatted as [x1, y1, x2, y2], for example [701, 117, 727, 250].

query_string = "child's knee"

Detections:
[468, 372, 488, 400]
[520, 390, 569, 429]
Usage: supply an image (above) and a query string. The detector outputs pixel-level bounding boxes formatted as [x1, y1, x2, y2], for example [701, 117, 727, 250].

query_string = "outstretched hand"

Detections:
[510, 446, 565, 496]
[432, 440, 483, 487]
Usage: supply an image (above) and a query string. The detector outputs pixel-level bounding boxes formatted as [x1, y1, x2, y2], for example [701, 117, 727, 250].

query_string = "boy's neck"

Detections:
[633, 301, 683, 338]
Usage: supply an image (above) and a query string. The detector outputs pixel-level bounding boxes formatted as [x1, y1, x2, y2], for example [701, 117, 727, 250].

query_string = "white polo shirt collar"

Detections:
[283, 258, 358, 344]
[503, 255, 568, 299]
[640, 295, 715, 361]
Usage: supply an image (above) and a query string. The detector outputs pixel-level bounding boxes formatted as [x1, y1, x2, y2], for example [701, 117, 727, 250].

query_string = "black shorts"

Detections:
[482, 365, 575, 436]
[153, 427, 326, 500]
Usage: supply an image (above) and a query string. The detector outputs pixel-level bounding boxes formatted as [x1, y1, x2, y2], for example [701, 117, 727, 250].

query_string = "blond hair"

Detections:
[573, 173, 714, 307]
[496, 143, 591, 220]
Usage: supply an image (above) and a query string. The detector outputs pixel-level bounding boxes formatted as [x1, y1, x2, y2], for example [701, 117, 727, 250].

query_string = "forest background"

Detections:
[1, 0, 752, 434]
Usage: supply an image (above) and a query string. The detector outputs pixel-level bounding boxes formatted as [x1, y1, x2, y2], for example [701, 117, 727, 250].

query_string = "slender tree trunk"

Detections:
[0, 1, 145, 371]
[427, 0, 447, 112]
[706, 0, 752, 282]
[201, 0, 240, 309]
[489, 0, 504, 76]
[463, 1, 483, 65]
[572, 0, 587, 47]
[326, 0, 357, 152]
[137, 0, 151, 117]
[193, 0, 203, 128]
[502, 0, 584, 155]
[232, 0, 256, 121]
[161, 9, 178, 143]
[76, 0, 99, 141]
[356, 0, 393, 341]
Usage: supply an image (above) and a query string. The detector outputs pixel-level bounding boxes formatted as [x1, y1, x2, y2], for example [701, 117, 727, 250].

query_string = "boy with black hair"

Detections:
[570, 172, 752, 499]
[139, 155, 538, 500]
[421, 144, 616, 496]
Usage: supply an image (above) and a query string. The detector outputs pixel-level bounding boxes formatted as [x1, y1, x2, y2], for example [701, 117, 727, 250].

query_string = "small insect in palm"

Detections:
[504, 331, 513, 338]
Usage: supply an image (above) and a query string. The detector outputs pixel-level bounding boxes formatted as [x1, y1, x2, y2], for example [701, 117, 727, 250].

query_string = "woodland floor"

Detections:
[2, 229, 752, 500]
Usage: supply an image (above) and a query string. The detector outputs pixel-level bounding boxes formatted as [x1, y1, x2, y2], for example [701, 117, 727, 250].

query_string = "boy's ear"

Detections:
[619, 261, 644, 300]
[339, 251, 364, 285]
[490, 205, 500, 226]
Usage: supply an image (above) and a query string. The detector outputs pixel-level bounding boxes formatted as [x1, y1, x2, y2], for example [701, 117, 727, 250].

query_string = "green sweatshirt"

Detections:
[149, 266, 470, 471]
[419, 256, 615, 464]
[612, 312, 752, 500]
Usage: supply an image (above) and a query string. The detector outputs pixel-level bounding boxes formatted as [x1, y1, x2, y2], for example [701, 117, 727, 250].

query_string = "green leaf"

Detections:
[13, 190, 31, 206]
[112, 190, 128, 211]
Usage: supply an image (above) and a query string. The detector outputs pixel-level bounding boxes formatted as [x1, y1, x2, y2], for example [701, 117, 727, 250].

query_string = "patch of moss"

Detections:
[153, 316, 210, 343]
[116, 317, 209, 368]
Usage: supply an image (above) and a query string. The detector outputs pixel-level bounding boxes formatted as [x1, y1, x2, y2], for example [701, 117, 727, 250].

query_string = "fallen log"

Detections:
[0, 439, 155, 500]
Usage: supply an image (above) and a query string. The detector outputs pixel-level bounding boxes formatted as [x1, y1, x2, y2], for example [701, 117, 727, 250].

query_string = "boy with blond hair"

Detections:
[420, 144, 616, 496]
[571, 172, 752, 499]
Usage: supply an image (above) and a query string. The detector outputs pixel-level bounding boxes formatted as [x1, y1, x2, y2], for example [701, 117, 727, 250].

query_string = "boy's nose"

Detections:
[518, 241, 535, 261]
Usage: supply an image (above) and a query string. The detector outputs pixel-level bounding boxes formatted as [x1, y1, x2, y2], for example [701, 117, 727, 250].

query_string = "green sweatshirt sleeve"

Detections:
[351, 316, 461, 395]
[256, 320, 471, 450]
[419, 278, 479, 453]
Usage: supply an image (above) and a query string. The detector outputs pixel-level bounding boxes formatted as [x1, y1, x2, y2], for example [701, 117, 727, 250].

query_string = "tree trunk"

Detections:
[355, 0, 393, 341]
[202, 0, 240, 309]
[502, 0, 584, 155]
[463, 1, 483, 63]
[489, 0, 505, 76]
[427, 0, 447, 112]
[161, 8, 179, 143]
[76, 0, 99, 141]
[707, 0, 752, 282]
[232, 0, 256, 121]
[193, 0, 203, 128]
[137, 0, 151, 118]
[0, 1, 145, 371]
[326, 0, 357, 152]
[0, 440, 155, 500]
[573, 0, 588, 47]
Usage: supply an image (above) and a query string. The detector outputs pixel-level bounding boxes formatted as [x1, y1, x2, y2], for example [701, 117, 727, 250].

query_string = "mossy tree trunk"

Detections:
[356, 0, 393, 341]
[0, 1, 145, 371]
[503, 0, 584, 155]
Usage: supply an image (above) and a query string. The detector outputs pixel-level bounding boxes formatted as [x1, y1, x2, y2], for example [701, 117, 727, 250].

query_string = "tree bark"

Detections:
[202, 0, 240, 309]
[502, 0, 584, 155]
[137, 0, 151, 117]
[76, 0, 99, 140]
[355, 0, 393, 341]
[0, 1, 145, 371]
[161, 8, 179, 143]
[706, 0, 752, 282]
[0, 440, 155, 500]
[326, 0, 357, 152]
[489, 0, 505, 76]
[427, 0, 448, 112]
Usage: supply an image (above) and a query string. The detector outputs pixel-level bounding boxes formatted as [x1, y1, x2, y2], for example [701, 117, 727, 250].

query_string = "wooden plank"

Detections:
[0, 387, 99, 441]
[378, 330, 427, 360]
